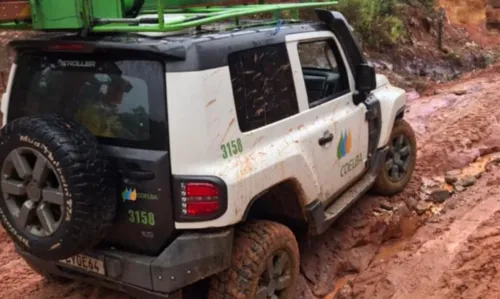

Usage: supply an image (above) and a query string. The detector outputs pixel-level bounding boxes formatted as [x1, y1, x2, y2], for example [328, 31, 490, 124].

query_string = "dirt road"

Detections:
[2, 66, 500, 298]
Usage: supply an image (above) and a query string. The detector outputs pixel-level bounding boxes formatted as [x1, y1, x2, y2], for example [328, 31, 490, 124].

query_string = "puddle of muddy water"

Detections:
[374, 214, 422, 261]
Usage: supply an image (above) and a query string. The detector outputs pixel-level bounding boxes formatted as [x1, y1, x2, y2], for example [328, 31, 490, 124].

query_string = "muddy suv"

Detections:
[0, 10, 416, 299]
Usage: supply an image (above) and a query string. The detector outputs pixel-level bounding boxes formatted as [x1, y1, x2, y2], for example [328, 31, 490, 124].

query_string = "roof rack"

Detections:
[0, 0, 337, 33]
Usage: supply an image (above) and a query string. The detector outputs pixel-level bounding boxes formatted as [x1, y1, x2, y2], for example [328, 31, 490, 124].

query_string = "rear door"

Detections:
[7, 51, 175, 255]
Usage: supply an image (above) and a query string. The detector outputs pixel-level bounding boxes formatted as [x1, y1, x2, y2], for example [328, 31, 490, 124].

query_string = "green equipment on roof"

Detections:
[0, 0, 337, 33]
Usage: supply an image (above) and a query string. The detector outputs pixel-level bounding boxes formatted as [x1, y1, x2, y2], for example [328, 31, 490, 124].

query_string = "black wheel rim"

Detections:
[1, 147, 64, 237]
[386, 134, 412, 183]
[256, 250, 293, 299]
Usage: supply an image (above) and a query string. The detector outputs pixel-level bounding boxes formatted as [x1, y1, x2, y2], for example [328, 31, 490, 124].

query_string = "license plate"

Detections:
[59, 254, 106, 275]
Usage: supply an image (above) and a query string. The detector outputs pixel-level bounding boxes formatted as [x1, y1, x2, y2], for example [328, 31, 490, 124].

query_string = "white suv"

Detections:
[0, 9, 416, 299]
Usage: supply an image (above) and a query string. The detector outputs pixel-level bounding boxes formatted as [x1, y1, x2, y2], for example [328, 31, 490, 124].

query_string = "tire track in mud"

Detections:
[350, 170, 500, 299]
[435, 210, 500, 299]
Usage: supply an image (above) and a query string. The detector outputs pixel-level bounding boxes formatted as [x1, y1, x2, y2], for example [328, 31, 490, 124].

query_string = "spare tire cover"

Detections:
[0, 115, 117, 260]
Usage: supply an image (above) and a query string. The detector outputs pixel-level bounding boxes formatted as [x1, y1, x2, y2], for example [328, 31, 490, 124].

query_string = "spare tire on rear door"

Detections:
[0, 115, 117, 261]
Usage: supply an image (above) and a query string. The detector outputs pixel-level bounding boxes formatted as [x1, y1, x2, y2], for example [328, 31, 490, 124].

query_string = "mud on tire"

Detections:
[372, 119, 417, 196]
[208, 220, 300, 299]
[0, 115, 117, 261]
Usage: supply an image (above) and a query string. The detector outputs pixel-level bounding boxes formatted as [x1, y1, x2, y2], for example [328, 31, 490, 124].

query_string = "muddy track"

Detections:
[2, 66, 500, 299]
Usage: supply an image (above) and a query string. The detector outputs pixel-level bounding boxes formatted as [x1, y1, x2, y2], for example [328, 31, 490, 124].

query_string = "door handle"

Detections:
[318, 131, 334, 146]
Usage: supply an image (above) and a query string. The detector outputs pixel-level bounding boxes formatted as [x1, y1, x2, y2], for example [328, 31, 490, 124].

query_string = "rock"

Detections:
[460, 138, 472, 148]
[380, 201, 393, 211]
[403, 197, 418, 210]
[455, 175, 477, 187]
[465, 41, 478, 48]
[454, 185, 465, 192]
[334, 281, 354, 299]
[409, 17, 418, 27]
[447, 148, 481, 169]
[483, 124, 500, 149]
[344, 244, 379, 273]
[421, 176, 439, 188]
[452, 88, 467, 95]
[428, 188, 451, 204]
[419, 192, 428, 201]
[445, 169, 461, 184]
[478, 145, 500, 156]
[432, 176, 446, 184]
[381, 61, 394, 72]
[486, 157, 500, 172]
[415, 202, 428, 215]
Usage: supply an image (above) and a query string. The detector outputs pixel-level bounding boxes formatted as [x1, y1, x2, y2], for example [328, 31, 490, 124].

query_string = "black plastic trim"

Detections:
[314, 10, 368, 74]
[172, 175, 228, 222]
[396, 105, 406, 119]
[10, 38, 187, 61]
[16, 228, 233, 296]
[364, 94, 382, 162]
[8, 18, 362, 73]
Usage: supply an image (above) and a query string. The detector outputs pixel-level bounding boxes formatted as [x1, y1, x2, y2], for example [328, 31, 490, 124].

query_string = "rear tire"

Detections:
[372, 119, 417, 196]
[208, 220, 300, 299]
[0, 115, 117, 261]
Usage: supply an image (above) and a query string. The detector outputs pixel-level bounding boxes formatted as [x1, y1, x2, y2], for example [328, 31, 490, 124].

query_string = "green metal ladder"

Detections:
[0, 0, 337, 33]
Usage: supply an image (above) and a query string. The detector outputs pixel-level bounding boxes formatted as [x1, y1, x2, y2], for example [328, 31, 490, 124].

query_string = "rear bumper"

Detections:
[16, 228, 234, 298]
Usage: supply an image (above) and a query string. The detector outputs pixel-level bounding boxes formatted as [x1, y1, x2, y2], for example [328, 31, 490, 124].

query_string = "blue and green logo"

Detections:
[337, 129, 352, 159]
[121, 188, 137, 202]
[121, 188, 159, 202]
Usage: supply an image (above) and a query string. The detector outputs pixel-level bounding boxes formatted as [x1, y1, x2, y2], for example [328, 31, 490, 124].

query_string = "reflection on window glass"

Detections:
[298, 40, 338, 69]
[297, 39, 349, 106]
[12, 55, 155, 141]
[229, 44, 299, 132]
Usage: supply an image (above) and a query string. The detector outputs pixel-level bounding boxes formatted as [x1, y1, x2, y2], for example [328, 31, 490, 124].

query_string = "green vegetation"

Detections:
[332, 0, 438, 49]
[335, 0, 406, 49]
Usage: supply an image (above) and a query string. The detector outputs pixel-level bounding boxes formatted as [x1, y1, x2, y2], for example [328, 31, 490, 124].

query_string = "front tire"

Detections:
[372, 119, 417, 196]
[208, 220, 300, 299]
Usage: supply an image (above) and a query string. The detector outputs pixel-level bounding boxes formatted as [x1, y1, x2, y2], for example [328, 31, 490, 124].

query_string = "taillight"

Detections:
[176, 178, 227, 221]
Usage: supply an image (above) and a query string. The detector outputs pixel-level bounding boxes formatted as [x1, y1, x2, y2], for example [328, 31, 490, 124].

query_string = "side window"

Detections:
[297, 39, 350, 107]
[228, 44, 299, 133]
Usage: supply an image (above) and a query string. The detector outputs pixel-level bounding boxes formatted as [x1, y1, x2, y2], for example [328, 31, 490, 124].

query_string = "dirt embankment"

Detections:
[370, 0, 500, 93]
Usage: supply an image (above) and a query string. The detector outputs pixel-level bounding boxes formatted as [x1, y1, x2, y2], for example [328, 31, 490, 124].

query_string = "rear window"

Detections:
[8, 53, 167, 149]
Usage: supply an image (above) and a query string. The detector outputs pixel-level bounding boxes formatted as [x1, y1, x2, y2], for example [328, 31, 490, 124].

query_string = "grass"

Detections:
[334, 0, 407, 49]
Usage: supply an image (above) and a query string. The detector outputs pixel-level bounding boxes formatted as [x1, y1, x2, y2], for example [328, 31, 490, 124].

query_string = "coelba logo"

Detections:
[122, 188, 137, 202]
[337, 129, 352, 159]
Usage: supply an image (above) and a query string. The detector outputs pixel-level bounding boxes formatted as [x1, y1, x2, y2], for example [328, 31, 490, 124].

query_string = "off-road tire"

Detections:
[0, 115, 117, 261]
[372, 119, 417, 196]
[208, 220, 300, 299]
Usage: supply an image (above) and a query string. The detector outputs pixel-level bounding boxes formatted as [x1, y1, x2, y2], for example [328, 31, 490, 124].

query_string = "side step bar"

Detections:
[307, 146, 388, 235]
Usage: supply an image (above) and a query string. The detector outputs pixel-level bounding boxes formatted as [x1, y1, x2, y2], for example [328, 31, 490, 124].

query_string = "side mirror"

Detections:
[355, 64, 376, 93]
